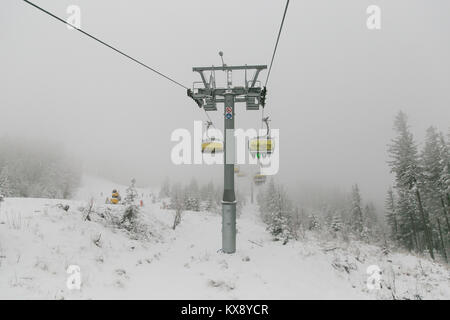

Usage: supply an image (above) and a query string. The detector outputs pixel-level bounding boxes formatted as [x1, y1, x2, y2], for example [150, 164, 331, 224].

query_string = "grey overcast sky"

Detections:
[1, 0, 449, 206]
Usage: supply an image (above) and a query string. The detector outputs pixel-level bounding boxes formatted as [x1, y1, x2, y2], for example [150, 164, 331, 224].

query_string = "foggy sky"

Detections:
[1, 0, 450, 206]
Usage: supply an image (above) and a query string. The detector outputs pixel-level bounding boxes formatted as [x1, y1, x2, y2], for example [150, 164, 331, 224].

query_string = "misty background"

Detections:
[1, 0, 449, 207]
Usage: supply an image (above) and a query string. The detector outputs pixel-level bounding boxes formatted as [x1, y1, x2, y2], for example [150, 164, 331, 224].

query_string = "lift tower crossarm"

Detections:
[193, 65, 267, 89]
[193, 65, 267, 72]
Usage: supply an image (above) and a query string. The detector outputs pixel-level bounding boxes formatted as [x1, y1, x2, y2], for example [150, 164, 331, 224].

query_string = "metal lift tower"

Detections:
[189, 53, 267, 254]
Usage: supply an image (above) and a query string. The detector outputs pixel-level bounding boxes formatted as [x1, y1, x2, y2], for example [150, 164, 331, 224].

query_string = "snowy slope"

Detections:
[0, 178, 448, 300]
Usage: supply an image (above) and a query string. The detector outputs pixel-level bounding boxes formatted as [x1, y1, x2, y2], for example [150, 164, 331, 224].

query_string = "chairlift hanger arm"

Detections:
[263, 116, 270, 136]
[196, 71, 210, 89]
[250, 69, 263, 88]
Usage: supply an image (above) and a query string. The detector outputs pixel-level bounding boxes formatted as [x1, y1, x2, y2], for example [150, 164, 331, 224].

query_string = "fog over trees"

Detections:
[0, 136, 81, 199]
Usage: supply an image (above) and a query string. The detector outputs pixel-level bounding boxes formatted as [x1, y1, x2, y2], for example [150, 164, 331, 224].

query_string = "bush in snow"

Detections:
[330, 214, 343, 233]
[184, 197, 200, 212]
[308, 214, 321, 230]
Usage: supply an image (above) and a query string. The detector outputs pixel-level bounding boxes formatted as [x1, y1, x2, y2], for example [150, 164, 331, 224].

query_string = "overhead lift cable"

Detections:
[22, 0, 218, 128]
[22, 0, 189, 90]
[260, 0, 290, 128]
[265, 0, 290, 88]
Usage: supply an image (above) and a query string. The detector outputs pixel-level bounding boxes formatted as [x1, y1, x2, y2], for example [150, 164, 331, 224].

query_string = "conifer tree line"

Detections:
[255, 111, 449, 262]
[386, 111, 449, 261]
[159, 177, 246, 214]
[0, 137, 81, 199]
[257, 178, 383, 245]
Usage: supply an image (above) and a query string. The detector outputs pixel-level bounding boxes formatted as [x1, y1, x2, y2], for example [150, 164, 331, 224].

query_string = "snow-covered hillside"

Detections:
[0, 177, 448, 300]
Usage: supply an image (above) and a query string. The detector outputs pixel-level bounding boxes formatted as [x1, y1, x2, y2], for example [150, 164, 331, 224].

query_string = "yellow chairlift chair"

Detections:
[249, 116, 274, 158]
[201, 121, 223, 154]
[237, 171, 246, 178]
[253, 173, 267, 186]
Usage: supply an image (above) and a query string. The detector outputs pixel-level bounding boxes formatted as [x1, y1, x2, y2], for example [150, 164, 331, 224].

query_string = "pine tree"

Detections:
[185, 179, 200, 211]
[330, 214, 343, 232]
[350, 184, 364, 236]
[124, 178, 138, 204]
[363, 202, 378, 241]
[324, 206, 334, 229]
[199, 182, 211, 202]
[381, 238, 390, 256]
[184, 196, 200, 211]
[257, 180, 294, 244]
[257, 178, 277, 222]
[438, 132, 450, 231]
[121, 178, 139, 225]
[396, 188, 419, 250]
[204, 196, 215, 212]
[421, 127, 448, 261]
[290, 207, 302, 239]
[159, 177, 171, 199]
[364, 203, 378, 227]
[388, 111, 434, 259]
[385, 188, 398, 241]
[0, 166, 13, 197]
[201, 181, 216, 212]
[267, 185, 293, 245]
[308, 214, 320, 230]
[170, 183, 185, 229]
[187, 178, 200, 199]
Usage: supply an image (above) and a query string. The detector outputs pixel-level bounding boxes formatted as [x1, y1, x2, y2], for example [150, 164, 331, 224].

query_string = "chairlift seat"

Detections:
[202, 140, 223, 153]
[249, 137, 274, 156]
[253, 174, 266, 185]
[246, 96, 260, 110]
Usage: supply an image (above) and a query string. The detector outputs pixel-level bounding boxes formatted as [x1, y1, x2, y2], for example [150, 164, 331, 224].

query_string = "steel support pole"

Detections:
[222, 93, 236, 254]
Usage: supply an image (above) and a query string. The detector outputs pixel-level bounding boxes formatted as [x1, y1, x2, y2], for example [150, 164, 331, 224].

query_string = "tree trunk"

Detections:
[442, 195, 450, 232]
[415, 189, 435, 260]
[173, 210, 181, 230]
[407, 210, 419, 251]
[437, 218, 448, 263]
[393, 211, 398, 239]
[359, 208, 364, 233]
[388, 190, 398, 240]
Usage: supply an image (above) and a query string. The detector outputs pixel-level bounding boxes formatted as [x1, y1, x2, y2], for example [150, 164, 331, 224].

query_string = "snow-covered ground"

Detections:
[0, 177, 448, 299]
